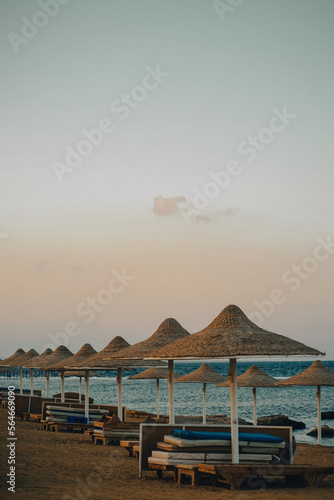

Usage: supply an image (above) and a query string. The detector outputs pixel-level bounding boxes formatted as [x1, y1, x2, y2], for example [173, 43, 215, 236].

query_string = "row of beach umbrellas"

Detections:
[1, 305, 333, 461]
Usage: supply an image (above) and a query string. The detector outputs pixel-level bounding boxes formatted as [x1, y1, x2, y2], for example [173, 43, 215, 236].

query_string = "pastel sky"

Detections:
[1, 0, 333, 359]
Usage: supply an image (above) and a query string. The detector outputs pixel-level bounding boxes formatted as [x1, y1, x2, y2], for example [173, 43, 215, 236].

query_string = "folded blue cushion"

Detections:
[171, 429, 283, 443]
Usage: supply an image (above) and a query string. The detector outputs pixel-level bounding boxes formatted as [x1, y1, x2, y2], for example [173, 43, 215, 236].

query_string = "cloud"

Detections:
[153, 195, 186, 216]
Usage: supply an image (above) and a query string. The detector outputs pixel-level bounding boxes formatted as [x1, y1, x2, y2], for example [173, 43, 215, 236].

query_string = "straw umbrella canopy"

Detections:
[73, 336, 131, 369]
[107, 318, 190, 360]
[147, 304, 324, 463]
[128, 367, 181, 419]
[0, 348, 25, 366]
[49, 343, 97, 370]
[72, 336, 166, 421]
[14, 349, 39, 367]
[38, 345, 74, 369]
[23, 348, 53, 368]
[175, 363, 227, 424]
[276, 360, 334, 444]
[102, 319, 190, 424]
[217, 364, 277, 425]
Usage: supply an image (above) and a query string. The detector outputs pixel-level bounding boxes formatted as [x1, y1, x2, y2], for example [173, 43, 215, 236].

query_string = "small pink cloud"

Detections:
[153, 195, 186, 216]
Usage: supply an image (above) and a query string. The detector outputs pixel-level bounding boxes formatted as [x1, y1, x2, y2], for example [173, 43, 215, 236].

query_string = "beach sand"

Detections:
[0, 408, 333, 500]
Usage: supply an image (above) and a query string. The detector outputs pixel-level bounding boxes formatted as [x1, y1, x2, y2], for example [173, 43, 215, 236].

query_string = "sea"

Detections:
[2, 360, 334, 446]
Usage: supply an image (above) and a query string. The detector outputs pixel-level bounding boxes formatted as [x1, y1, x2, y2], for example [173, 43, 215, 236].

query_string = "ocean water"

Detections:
[2, 360, 334, 446]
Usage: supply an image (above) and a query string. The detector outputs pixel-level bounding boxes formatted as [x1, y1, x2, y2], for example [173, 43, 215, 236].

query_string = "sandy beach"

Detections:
[0, 408, 333, 500]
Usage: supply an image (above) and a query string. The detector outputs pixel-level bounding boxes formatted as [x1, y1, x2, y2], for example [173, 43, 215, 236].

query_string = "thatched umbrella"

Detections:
[71, 337, 132, 420]
[109, 319, 190, 360]
[128, 367, 181, 419]
[72, 336, 165, 421]
[146, 304, 324, 463]
[38, 345, 74, 370]
[276, 360, 334, 445]
[103, 319, 190, 423]
[0, 349, 26, 394]
[175, 363, 227, 424]
[58, 370, 101, 403]
[48, 343, 97, 412]
[38, 345, 74, 403]
[50, 343, 97, 370]
[24, 348, 53, 368]
[74, 336, 130, 368]
[14, 349, 40, 397]
[23, 348, 53, 397]
[217, 364, 277, 425]
[0, 348, 25, 366]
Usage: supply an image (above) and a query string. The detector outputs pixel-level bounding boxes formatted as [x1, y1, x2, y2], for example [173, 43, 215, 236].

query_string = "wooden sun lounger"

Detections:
[139, 424, 294, 479]
[120, 440, 140, 457]
[197, 464, 334, 490]
[94, 430, 139, 446]
[148, 463, 178, 481]
[175, 465, 201, 486]
[50, 422, 94, 433]
[21, 413, 41, 423]
[40, 419, 51, 431]
[30, 413, 42, 423]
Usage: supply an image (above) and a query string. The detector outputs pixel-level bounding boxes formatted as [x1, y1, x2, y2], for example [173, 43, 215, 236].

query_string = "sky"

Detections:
[0, 0, 333, 359]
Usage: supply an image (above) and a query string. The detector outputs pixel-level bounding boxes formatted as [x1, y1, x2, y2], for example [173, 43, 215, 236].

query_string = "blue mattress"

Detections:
[171, 429, 284, 443]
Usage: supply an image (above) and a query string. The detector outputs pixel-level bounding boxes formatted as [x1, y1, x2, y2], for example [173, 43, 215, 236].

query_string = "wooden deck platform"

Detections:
[197, 463, 334, 490]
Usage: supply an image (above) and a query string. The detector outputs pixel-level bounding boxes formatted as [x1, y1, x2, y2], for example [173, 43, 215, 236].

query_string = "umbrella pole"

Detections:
[117, 368, 123, 421]
[61, 371, 65, 403]
[203, 383, 206, 425]
[79, 377, 82, 403]
[19, 367, 23, 395]
[156, 379, 159, 419]
[168, 360, 175, 424]
[229, 358, 239, 464]
[46, 370, 50, 398]
[253, 387, 257, 425]
[84, 370, 89, 422]
[317, 385, 321, 445]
